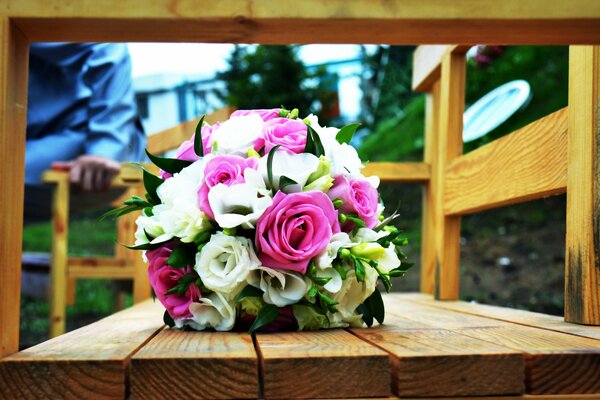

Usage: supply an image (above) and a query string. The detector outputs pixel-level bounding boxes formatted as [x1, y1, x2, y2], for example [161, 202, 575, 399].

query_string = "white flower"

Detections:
[258, 150, 320, 192]
[188, 292, 236, 331]
[327, 267, 378, 328]
[208, 183, 273, 229]
[134, 214, 165, 245]
[195, 232, 260, 294]
[212, 114, 263, 155]
[315, 232, 352, 270]
[248, 266, 310, 307]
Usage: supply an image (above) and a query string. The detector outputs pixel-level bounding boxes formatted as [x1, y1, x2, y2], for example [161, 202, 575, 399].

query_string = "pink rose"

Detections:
[255, 191, 340, 274]
[198, 154, 259, 219]
[231, 108, 281, 122]
[146, 243, 201, 319]
[160, 122, 220, 179]
[255, 118, 307, 154]
[327, 176, 379, 230]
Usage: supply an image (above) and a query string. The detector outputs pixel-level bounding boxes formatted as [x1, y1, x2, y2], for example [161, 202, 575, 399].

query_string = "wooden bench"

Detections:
[1, 293, 598, 399]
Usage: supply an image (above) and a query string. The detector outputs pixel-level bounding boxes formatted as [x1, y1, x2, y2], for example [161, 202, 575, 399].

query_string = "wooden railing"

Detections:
[1, 0, 600, 358]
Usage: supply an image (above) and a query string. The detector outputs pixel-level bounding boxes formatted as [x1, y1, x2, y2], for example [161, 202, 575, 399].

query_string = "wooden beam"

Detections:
[67, 257, 135, 279]
[412, 45, 470, 92]
[362, 162, 430, 183]
[0, 17, 28, 357]
[565, 46, 600, 325]
[3, 1, 600, 44]
[444, 108, 568, 216]
[433, 51, 465, 300]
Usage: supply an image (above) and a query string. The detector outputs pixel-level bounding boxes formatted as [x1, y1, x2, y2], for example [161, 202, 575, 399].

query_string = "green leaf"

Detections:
[312, 276, 332, 286]
[266, 145, 281, 189]
[304, 123, 325, 157]
[249, 304, 279, 334]
[124, 195, 152, 208]
[98, 204, 140, 221]
[388, 262, 414, 277]
[235, 285, 264, 303]
[333, 263, 347, 280]
[365, 289, 385, 324]
[167, 245, 197, 268]
[194, 114, 206, 157]
[308, 283, 318, 298]
[353, 257, 366, 282]
[145, 149, 193, 175]
[278, 175, 298, 191]
[358, 303, 373, 327]
[335, 123, 361, 145]
[163, 310, 175, 328]
[122, 241, 165, 251]
[143, 169, 163, 205]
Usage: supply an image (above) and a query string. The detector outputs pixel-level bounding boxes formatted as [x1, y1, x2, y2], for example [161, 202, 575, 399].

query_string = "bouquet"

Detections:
[109, 108, 411, 332]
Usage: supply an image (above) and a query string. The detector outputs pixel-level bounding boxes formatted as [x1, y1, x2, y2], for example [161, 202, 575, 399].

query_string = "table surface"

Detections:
[1, 293, 599, 399]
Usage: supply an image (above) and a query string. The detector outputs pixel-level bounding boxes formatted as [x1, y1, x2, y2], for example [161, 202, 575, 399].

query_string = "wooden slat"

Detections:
[412, 45, 470, 92]
[131, 183, 152, 303]
[434, 51, 465, 300]
[420, 81, 440, 294]
[350, 313, 524, 397]
[444, 108, 568, 216]
[0, 300, 165, 399]
[131, 329, 258, 399]
[566, 46, 600, 325]
[49, 173, 69, 338]
[255, 329, 390, 399]
[362, 162, 430, 183]
[385, 294, 600, 395]
[0, 17, 28, 358]
[4, 1, 600, 44]
[402, 293, 600, 340]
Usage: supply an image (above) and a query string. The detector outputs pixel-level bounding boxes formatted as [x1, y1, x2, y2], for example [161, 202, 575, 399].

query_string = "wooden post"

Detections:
[49, 173, 70, 338]
[565, 45, 600, 325]
[0, 18, 28, 357]
[420, 81, 440, 294]
[434, 51, 465, 300]
[132, 182, 151, 303]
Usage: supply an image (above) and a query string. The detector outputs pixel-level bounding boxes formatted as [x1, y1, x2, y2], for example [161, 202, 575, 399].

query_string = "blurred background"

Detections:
[21, 44, 568, 347]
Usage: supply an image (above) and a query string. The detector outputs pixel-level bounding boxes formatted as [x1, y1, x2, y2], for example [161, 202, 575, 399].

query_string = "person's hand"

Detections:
[52, 155, 120, 192]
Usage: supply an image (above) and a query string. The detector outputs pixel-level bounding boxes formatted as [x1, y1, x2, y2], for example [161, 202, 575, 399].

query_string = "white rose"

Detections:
[153, 202, 211, 243]
[208, 183, 273, 229]
[315, 232, 352, 270]
[134, 213, 165, 245]
[188, 292, 236, 331]
[195, 232, 260, 294]
[212, 114, 263, 155]
[248, 266, 310, 307]
[258, 150, 320, 192]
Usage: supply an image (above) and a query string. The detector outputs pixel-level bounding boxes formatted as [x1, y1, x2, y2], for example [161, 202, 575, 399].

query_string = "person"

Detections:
[24, 43, 146, 223]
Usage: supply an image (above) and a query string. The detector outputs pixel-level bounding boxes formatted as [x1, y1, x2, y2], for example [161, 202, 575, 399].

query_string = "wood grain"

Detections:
[255, 329, 390, 399]
[351, 311, 524, 397]
[49, 173, 69, 338]
[0, 17, 28, 357]
[402, 292, 600, 340]
[420, 81, 440, 294]
[131, 329, 258, 399]
[362, 162, 430, 183]
[385, 294, 600, 394]
[412, 45, 470, 92]
[0, 299, 164, 399]
[566, 46, 600, 325]
[444, 108, 568, 216]
[434, 51, 465, 300]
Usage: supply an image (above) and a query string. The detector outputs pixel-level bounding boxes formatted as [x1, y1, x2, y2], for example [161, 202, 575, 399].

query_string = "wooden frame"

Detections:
[1, 0, 600, 357]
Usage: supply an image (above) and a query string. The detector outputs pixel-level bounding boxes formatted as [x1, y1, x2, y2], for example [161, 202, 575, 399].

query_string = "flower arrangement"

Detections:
[108, 108, 411, 332]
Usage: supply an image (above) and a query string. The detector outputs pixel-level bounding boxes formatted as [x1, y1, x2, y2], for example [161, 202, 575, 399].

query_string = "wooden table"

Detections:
[1, 293, 599, 399]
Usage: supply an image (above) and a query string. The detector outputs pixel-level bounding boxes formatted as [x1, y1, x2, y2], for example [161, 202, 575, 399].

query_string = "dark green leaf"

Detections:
[312, 276, 332, 286]
[353, 257, 366, 282]
[163, 310, 175, 328]
[317, 291, 338, 313]
[98, 204, 140, 221]
[235, 285, 264, 303]
[365, 289, 385, 324]
[249, 304, 279, 334]
[358, 303, 373, 327]
[194, 115, 206, 157]
[143, 169, 163, 205]
[145, 149, 193, 175]
[123, 195, 152, 208]
[167, 245, 197, 268]
[333, 263, 347, 280]
[304, 124, 325, 157]
[122, 241, 165, 251]
[266, 145, 281, 189]
[335, 123, 361, 145]
[278, 175, 298, 191]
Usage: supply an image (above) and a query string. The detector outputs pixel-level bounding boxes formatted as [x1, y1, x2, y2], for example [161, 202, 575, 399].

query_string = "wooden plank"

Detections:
[131, 182, 152, 303]
[402, 292, 600, 340]
[566, 46, 600, 325]
[255, 329, 390, 399]
[131, 329, 258, 399]
[444, 108, 568, 216]
[0, 299, 165, 399]
[4, 1, 600, 44]
[420, 81, 440, 294]
[362, 162, 430, 183]
[0, 17, 28, 358]
[350, 312, 524, 397]
[385, 294, 600, 395]
[412, 45, 470, 92]
[434, 51, 465, 300]
[49, 173, 69, 338]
